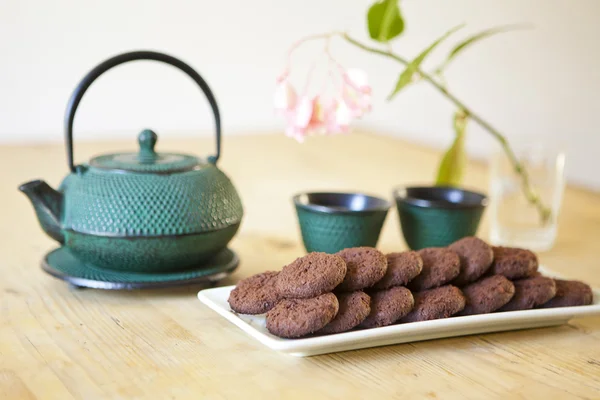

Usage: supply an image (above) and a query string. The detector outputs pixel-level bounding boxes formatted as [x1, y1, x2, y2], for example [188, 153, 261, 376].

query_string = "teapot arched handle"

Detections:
[64, 50, 221, 173]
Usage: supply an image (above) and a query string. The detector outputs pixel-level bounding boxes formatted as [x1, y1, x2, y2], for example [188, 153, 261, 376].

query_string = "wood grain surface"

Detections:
[1, 133, 599, 399]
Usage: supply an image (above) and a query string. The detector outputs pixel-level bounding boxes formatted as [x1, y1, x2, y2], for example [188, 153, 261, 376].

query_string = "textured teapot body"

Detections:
[55, 164, 243, 271]
[60, 165, 242, 237]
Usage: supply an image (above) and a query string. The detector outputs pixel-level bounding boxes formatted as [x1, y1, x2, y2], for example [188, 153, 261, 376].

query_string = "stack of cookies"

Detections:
[227, 237, 594, 339]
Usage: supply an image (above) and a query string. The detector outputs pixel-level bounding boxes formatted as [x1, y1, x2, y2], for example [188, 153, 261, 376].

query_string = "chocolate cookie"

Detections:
[360, 287, 414, 328]
[409, 248, 460, 291]
[276, 252, 346, 299]
[489, 246, 538, 280]
[336, 247, 387, 291]
[498, 276, 556, 312]
[228, 271, 282, 314]
[539, 279, 593, 308]
[318, 291, 371, 334]
[373, 251, 423, 290]
[449, 237, 494, 286]
[459, 275, 515, 316]
[266, 293, 339, 338]
[400, 285, 466, 323]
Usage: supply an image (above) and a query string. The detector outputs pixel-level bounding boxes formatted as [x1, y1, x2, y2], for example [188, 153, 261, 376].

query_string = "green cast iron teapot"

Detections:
[19, 51, 243, 273]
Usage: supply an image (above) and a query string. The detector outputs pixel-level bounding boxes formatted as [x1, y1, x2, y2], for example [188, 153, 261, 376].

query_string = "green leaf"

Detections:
[436, 109, 468, 186]
[367, 0, 404, 43]
[437, 24, 529, 73]
[388, 24, 464, 100]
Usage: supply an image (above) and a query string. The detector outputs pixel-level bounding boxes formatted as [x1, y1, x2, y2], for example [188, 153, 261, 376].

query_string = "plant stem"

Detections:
[342, 33, 551, 223]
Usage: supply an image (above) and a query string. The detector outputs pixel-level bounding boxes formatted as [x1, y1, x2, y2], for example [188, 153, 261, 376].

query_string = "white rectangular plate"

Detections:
[197, 267, 600, 357]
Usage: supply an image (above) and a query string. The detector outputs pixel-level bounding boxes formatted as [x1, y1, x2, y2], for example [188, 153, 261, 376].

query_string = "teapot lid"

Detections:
[89, 130, 201, 173]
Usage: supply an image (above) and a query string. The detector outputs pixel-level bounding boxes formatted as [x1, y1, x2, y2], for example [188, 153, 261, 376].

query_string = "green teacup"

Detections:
[293, 192, 391, 254]
[393, 186, 488, 250]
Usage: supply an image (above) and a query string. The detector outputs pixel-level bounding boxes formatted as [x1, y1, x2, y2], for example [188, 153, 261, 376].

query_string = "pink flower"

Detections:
[342, 68, 372, 118]
[275, 41, 372, 141]
[345, 68, 371, 94]
[274, 77, 297, 115]
[324, 100, 351, 134]
[284, 96, 326, 142]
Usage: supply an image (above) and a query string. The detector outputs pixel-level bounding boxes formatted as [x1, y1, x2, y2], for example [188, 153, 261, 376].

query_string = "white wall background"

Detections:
[2, 0, 599, 189]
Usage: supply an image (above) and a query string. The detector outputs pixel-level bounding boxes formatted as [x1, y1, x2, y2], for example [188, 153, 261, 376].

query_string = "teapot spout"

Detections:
[19, 180, 65, 244]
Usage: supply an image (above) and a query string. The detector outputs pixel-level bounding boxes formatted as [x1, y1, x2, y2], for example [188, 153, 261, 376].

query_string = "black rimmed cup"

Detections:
[393, 186, 488, 250]
[293, 192, 392, 254]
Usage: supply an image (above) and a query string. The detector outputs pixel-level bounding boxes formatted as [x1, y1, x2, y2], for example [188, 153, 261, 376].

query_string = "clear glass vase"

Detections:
[489, 141, 566, 251]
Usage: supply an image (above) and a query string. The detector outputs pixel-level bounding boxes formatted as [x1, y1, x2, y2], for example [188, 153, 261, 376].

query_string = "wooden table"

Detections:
[1, 133, 599, 399]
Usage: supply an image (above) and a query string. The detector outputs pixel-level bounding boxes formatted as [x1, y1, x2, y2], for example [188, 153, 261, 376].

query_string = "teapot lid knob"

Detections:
[138, 129, 158, 163]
